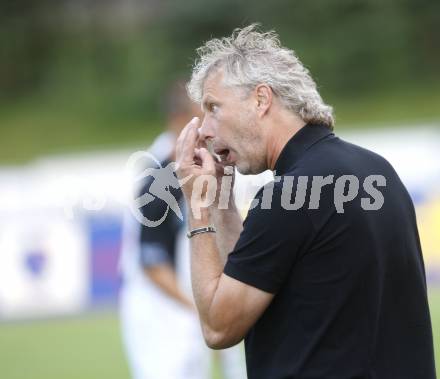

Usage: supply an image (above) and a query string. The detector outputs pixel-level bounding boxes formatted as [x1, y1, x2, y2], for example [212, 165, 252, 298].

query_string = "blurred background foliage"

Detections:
[0, 0, 439, 163]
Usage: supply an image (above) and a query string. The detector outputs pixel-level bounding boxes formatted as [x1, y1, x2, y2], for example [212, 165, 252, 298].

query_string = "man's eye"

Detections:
[209, 103, 219, 113]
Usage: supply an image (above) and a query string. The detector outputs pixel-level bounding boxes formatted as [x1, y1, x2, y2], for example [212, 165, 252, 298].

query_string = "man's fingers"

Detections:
[177, 117, 200, 164]
[193, 148, 203, 166]
[198, 147, 216, 174]
[176, 118, 195, 159]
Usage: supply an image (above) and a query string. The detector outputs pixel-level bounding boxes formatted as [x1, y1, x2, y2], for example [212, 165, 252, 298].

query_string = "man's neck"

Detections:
[266, 112, 306, 171]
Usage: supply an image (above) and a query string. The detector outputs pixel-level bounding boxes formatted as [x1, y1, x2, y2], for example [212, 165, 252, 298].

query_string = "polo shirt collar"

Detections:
[274, 123, 333, 175]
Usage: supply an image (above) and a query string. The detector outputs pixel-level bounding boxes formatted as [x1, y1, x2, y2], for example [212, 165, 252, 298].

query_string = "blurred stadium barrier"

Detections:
[0, 124, 439, 321]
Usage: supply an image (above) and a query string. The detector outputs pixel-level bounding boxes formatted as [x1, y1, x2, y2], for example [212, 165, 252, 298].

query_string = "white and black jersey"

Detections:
[138, 157, 185, 269]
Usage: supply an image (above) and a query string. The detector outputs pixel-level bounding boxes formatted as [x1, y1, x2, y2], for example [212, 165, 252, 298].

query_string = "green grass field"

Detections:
[1, 291, 439, 379]
[0, 310, 226, 379]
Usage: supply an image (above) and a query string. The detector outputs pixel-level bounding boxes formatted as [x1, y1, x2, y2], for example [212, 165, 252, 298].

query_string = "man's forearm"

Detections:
[188, 202, 243, 331]
[188, 209, 224, 326]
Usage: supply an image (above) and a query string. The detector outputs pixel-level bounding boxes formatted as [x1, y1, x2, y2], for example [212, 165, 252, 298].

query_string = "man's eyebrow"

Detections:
[201, 97, 213, 111]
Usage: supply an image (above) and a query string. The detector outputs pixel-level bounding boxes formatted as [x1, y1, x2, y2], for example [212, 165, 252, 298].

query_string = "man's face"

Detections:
[199, 70, 267, 175]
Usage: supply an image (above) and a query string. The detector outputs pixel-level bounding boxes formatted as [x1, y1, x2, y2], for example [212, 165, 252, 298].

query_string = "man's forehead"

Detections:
[202, 69, 225, 99]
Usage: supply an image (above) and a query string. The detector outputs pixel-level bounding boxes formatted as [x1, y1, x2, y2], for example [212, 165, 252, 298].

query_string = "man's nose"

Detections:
[198, 117, 215, 143]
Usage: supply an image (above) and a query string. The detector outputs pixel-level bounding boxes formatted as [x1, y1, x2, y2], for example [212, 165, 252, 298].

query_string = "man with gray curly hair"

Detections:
[175, 25, 435, 379]
[187, 25, 334, 133]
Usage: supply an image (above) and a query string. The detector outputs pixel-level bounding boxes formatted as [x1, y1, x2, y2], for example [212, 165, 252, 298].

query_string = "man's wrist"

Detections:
[213, 197, 239, 219]
[187, 226, 216, 239]
[188, 207, 213, 229]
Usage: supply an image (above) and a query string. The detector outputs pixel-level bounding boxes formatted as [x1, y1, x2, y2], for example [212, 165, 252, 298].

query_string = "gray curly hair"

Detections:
[187, 24, 334, 129]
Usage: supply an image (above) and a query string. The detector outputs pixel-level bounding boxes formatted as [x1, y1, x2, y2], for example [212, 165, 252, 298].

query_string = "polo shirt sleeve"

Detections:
[224, 180, 314, 293]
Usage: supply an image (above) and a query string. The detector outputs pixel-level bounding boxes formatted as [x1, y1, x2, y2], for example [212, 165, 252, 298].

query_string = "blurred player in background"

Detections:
[119, 82, 246, 379]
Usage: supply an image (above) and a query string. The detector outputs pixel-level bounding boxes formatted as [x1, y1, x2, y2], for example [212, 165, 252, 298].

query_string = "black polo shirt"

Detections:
[224, 124, 435, 379]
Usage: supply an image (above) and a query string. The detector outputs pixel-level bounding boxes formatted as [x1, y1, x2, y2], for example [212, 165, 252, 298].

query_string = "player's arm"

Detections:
[176, 119, 274, 348]
[138, 174, 194, 310]
[188, 209, 273, 349]
[140, 238, 194, 310]
[143, 264, 194, 309]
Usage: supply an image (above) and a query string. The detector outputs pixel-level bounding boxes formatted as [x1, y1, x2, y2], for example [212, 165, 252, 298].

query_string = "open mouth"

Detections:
[214, 148, 230, 162]
[206, 140, 230, 163]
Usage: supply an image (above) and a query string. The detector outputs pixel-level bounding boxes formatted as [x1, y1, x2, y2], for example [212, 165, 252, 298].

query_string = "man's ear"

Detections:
[255, 84, 273, 118]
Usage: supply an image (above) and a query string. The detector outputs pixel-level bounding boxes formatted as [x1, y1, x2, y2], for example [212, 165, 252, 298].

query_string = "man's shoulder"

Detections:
[292, 135, 396, 177]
